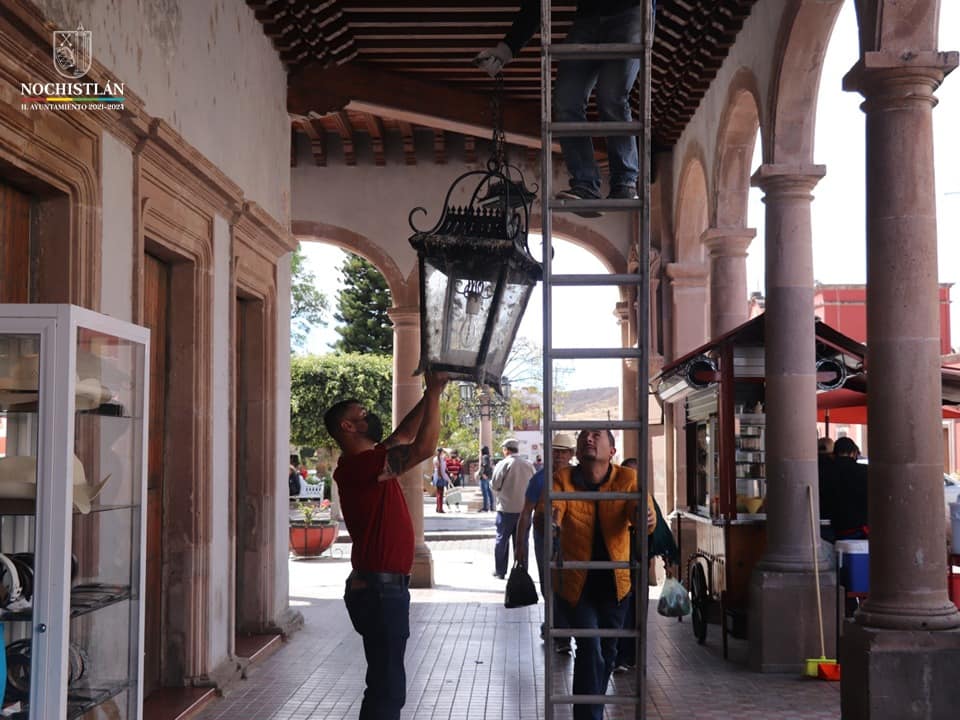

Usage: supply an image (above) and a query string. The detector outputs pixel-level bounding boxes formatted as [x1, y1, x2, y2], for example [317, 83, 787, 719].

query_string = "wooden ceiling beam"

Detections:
[363, 113, 387, 165]
[297, 115, 329, 167]
[331, 110, 357, 165]
[397, 120, 417, 165]
[433, 129, 447, 164]
[288, 62, 544, 149]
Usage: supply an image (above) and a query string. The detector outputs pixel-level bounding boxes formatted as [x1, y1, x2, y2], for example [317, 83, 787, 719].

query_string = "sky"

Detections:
[301, 2, 960, 385]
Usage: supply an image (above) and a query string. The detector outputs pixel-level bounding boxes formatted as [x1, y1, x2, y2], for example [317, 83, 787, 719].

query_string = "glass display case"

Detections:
[734, 413, 765, 517]
[0, 305, 148, 719]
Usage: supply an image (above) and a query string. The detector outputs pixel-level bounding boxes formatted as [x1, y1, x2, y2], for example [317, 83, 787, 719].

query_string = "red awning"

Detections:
[817, 388, 960, 424]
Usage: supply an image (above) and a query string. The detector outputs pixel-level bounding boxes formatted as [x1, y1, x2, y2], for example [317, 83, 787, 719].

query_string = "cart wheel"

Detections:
[690, 561, 708, 644]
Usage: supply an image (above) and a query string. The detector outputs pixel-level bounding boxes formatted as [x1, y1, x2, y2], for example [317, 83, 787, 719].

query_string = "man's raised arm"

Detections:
[381, 371, 448, 478]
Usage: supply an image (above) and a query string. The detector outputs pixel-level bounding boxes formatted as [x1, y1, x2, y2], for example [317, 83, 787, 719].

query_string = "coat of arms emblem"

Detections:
[53, 24, 92, 80]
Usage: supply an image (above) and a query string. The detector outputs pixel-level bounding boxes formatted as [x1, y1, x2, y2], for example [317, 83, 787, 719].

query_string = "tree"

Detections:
[289, 353, 393, 452]
[333, 254, 393, 355]
[290, 245, 328, 353]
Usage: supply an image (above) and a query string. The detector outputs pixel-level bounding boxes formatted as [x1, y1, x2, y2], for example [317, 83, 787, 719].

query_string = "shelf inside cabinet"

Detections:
[5, 681, 131, 720]
[0, 584, 132, 622]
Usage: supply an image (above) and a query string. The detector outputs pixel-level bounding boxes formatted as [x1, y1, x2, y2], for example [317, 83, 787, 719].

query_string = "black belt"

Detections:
[348, 570, 410, 587]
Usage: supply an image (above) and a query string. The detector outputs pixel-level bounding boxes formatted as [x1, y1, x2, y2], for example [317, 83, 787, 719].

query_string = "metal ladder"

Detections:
[537, 2, 654, 719]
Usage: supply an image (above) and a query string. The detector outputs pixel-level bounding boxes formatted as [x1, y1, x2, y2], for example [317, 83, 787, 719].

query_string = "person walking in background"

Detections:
[491, 438, 536, 578]
[323, 371, 448, 720]
[474, 1, 649, 214]
[516, 432, 577, 653]
[432, 447, 450, 514]
[479, 445, 495, 512]
[545, 430, 656, 720]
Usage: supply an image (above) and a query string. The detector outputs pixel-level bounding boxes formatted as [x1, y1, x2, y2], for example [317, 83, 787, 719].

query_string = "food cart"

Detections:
[653, 314, 864, 656]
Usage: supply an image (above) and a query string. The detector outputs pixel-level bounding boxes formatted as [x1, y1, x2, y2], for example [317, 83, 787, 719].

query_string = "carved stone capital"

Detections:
[701, 227, 756, 259]
[843, 51, 959, 105]
[750, 164, 825, 199]
[664, 262, 708, 288]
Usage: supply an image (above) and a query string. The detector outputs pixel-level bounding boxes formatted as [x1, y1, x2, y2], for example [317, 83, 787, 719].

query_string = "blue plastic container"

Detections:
[836, 540, 869, 592]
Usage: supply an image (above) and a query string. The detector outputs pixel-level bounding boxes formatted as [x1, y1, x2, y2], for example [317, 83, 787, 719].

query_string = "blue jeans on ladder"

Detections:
[554, 6, 644, 194]
[562, 593, 631, 720]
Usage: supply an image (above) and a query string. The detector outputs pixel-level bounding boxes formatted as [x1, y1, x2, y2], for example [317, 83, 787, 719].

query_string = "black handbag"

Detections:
[504, 561, 538, 608]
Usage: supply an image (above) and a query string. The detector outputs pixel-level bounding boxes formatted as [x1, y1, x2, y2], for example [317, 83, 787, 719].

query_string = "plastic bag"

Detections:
[657, 577, 691, 618]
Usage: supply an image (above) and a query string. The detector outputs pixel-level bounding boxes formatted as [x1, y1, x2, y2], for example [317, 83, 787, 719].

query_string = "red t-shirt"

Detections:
[334, 446, 414, 574]
[446, 457, 462, 481]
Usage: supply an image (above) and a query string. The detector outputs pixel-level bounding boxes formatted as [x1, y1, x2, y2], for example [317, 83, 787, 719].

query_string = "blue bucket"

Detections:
[836, 539, 869, 593]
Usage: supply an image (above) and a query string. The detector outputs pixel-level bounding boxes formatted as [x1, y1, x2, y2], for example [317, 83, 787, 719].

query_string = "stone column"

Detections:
[841, 52, 960, 718]
[702, 227, 755, 337]
[664, 262, 709, 357]
[748, 164, 835, 672]
[663, 263, 708, 521]
[388, 306, 433, 587]
[616, 300, 640, 461]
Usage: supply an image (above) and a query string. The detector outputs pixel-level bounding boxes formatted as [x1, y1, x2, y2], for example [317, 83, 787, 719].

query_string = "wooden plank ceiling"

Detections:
[251, 0, 758, 166]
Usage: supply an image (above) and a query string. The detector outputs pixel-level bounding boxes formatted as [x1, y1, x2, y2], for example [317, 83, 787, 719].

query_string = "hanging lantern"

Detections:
[408, 81, 542, 392]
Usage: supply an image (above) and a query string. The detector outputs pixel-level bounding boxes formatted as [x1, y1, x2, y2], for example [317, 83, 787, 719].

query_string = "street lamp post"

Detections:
[458, 378, 511, 460]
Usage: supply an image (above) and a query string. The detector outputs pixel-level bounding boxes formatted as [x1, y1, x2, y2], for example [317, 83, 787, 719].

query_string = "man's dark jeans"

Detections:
[344, 574, 411, 720]
[562, 593, 631, 720]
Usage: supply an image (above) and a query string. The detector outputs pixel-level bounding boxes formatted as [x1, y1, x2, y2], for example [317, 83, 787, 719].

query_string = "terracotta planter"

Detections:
[289, 521, 339, 558]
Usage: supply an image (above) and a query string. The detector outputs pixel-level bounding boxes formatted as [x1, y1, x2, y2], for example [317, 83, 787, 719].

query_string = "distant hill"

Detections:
[557, 386, 619, 420]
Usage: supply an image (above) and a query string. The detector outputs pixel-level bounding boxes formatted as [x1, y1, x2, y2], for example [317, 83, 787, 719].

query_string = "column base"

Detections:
[841, 623, 960, 720]
[748, 567, 836, 672]
[410, 543, 434, 588]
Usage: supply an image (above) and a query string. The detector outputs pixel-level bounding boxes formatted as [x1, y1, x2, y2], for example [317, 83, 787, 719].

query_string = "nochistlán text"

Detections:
[20, 81, 125, 97]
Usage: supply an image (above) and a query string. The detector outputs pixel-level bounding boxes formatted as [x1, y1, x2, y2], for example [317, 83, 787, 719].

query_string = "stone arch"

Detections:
[529, 215, 628, 275]
[674, 152, 710, 264]
[714, 68, 763, 228]
[291, 220, 416, 306]
[767, 0, 845, 164]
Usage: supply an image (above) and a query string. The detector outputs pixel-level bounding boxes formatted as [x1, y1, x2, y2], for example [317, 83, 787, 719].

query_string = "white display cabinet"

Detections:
[0, 305, 148, 720]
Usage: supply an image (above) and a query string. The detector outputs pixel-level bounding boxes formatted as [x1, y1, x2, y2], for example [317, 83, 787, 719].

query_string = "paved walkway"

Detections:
[196, 503, 841, 720]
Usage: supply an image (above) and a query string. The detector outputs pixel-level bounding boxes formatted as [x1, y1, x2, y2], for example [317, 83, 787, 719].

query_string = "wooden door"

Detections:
[0, 182, 31, 302]
[142, 253, 169, 694]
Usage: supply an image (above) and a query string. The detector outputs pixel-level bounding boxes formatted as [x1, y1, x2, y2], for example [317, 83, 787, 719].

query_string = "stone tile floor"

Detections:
[196, 528, 841, 720]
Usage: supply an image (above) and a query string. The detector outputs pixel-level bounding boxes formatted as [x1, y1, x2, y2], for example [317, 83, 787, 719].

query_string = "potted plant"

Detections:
[289, 499, 338, 558]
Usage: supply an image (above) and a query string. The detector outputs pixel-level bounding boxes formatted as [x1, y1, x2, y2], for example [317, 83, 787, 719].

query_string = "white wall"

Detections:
[100, 131, 133, 321]
[35, 0, 290, 224]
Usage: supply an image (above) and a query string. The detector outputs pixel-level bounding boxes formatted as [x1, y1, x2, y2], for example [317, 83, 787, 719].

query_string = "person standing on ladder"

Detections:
[475, 1, 650, 211]
[543, 429, 656, 720]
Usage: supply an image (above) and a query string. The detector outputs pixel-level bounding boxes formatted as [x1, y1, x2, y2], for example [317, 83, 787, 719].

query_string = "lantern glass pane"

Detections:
[423, 260, 496, 367]
[482, 279, 535, 375]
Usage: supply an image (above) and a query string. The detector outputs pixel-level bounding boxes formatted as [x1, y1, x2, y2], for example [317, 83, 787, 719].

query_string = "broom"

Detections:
[805, 484, 839, 679]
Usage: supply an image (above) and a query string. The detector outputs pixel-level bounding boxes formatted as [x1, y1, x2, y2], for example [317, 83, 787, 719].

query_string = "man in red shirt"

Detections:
[323, 370, 447, 720]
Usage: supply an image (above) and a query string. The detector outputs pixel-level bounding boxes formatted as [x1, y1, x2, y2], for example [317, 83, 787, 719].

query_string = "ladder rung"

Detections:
[549, 198, 642, 213]
[548, 347, 644, 360]
[551, 420, 645, 431]
[546, 43, 646, 60]
[550, 273, 642, 286]
[547, 121, 644, 137]
[550, 491, 643, 501]
[548, 628, 640, 638]
[551, 560, 632, 570]
[550, 694, 639, 705]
